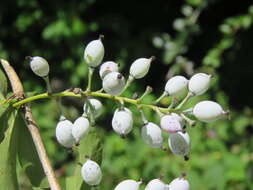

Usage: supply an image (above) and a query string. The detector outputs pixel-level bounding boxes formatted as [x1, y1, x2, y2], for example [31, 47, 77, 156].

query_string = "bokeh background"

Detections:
[1, 0, 253, 189]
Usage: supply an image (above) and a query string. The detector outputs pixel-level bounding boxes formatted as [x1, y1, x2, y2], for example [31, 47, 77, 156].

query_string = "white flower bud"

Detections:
[114, 107, 133, 117]
[72, 116, 90, 144]
[55, 119, 75, 148]
[145, 178, 168, 190]
[102, 72, 125, 95]
[165, 76, 188, 97]
[168, 132, 190, 156]
[114, 179, 142, 190]
[193, 100, 226, 122]
[99, 61, 119, 79]
[83, 99, 103, 118]
[188, 73, 212, 95]
[141, 122, 163, 148]
[112, 108, 133, 136]
[169, 177, 190, 190]
[29, 56, 49, 77]
[160, 115, 183, 133]
[171, 113, 185, 126]
[81, 159, 102, 186]
[130, 57, 154, 79]
[84, 37, 104, 68]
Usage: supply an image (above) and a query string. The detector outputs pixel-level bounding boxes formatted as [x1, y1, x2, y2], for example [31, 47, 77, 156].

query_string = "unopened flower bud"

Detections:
[188, 73, 212, 95]
[84, 36, 105, 68]
[130, 57, 154, 79]
[193, 100, 227, 122]
[29, 56, 49, 77]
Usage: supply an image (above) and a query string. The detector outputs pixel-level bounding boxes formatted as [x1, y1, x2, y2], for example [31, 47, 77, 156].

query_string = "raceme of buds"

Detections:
[102, 72, 126, 95]
[165, 75, 188, 97]
[72, 116, 90, 144]
[81, 159, 102, 186]
[160, 115, 183, 133]
[129, 57, 154, 79]
[168, 132, 190, 157]
[168, 177, 190, 190]
[188, 73, 212, 95]
[141, 122, 163, 148]
[193, 100, 226, 122]
[29, 56, 49, 77]
[112, 108, 133, 136]
[55, 119, 75, 148]
[84, 37, 105, 68]
[145, 178, 170, 190]
[83, 98, 103, 118]
[114, 179, 142, 190]
[99, 61, 119, 79]
[26, 36, 230, 189]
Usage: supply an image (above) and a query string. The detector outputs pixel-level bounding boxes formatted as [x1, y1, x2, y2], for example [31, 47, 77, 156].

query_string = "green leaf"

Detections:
[0, 107, 19, 190]
[65, 128, 103, 190]
[17, 113, 49, 188]
[0, 102, 9, 118]
[0, 67, 8, 99]
[77, 127, 103, 166]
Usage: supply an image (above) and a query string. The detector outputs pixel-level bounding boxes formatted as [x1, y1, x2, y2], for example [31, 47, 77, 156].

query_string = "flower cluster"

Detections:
[28, 35, 228, 190]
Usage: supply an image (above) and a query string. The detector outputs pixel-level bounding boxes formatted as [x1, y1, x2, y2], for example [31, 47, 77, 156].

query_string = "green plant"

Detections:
[0, 35, 228, 189]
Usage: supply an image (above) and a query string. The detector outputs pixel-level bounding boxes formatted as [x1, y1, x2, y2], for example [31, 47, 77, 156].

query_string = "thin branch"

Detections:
[12, 90, 179, 114]
[0, 59, 61, 190]
[1, 59, 24, 95]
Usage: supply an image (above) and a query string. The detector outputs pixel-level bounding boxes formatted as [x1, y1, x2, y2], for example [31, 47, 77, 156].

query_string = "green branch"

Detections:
[12, 90, 179, 114]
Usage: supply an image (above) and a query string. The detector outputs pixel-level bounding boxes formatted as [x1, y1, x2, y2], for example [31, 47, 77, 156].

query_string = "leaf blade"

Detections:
[0, 107, 19, 190]
[17, 113, 49, 188]
[0, 67, 8, 99]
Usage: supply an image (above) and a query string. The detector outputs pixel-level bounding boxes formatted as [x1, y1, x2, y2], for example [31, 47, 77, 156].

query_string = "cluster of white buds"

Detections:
[55, 98, 103, 148]
[29, 35, 228, 188]
[55, 115, 90, 147]
[115, 174, 190, 190]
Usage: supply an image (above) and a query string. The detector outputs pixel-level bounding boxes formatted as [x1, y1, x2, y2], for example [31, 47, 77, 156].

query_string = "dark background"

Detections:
[1, 0, 253, 189]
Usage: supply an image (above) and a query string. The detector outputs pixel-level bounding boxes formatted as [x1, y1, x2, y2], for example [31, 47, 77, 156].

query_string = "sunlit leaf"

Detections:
[17, 114, 49, 188]
[0, 107, 18, 190]
[0, 67, 8, 99]
[65, 128, 103, 190]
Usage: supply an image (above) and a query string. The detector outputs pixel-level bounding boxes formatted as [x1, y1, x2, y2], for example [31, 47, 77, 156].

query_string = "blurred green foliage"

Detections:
[1, 0, 253, 189]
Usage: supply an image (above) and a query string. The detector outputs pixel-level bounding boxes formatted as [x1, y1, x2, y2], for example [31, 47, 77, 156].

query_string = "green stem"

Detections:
[120, 75, 134, 95]
[168, 97, 176, 109]
[139, 107, 148, 124]
[56, 97, 64, 117]
[12, 90, 178, 114]
[43, 75, 52, 94]
[154, 91, 168, 104]
[85, 98, 95, 126]
[86, 67, 94, 92]
[137, 86, 152, 103]
[175, 92, 193, 109]
[180, 113, 196, 127]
